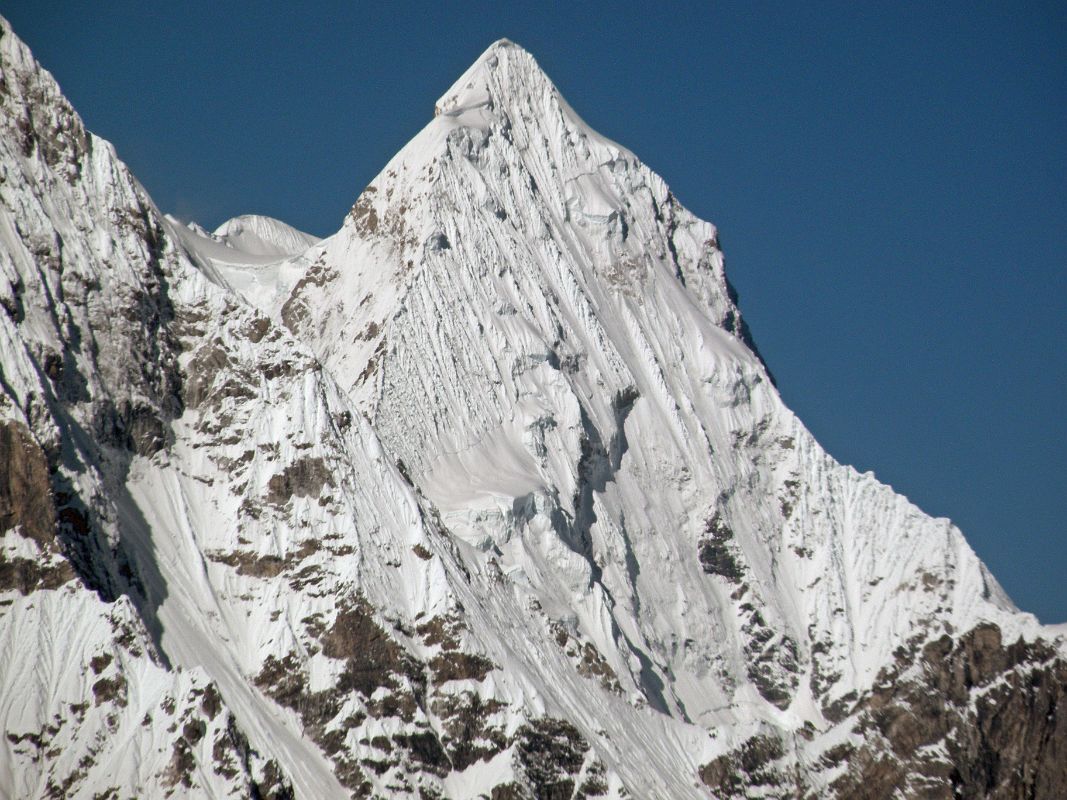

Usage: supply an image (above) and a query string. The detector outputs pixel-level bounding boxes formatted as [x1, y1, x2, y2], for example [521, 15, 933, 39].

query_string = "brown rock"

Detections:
[832, 624, 1067, 799]
[0, 420, 55, 547]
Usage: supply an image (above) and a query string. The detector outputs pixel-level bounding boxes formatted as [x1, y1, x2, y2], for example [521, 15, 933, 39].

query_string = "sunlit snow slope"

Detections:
[2, 20, 1064, 800]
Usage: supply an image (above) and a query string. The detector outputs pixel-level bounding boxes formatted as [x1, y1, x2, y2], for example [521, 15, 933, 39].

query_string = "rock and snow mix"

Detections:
[0, 19, 1063, 800]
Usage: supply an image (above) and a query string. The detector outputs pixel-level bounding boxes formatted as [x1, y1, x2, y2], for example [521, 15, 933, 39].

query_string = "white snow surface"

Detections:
[0, 23, 1061, 800]
[212, 214, 320, 258]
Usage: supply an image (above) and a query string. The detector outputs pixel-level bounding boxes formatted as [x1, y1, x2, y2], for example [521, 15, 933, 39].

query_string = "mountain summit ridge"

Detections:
[435, 38, 542, 112]
[1, 17, 1064, 799]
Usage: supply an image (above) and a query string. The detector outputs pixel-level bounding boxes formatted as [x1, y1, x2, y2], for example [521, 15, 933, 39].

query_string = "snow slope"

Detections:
[213, 214, 320, 258]
[282, 34, 1040, 716]
[1, 20, 1064, 800]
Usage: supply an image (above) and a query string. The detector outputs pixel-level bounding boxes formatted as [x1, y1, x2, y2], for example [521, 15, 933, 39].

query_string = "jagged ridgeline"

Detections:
[1, 16, 1064, 800]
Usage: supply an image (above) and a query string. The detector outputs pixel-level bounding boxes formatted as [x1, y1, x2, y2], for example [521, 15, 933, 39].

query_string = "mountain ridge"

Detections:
[1, 17, 1063, 799]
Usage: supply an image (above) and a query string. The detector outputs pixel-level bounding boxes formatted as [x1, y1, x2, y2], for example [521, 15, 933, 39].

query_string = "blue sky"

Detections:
[6, 1, 1065, 622]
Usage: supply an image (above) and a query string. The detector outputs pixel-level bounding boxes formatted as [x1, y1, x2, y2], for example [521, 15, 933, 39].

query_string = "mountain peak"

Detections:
[212, 213, 320, 257]
[3, 14, 1065, 800]
[434, 37, 552, 118]
[485, 36, 519, 51]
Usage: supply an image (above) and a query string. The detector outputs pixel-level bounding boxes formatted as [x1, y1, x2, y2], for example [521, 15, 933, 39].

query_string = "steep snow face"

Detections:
[2, 21, 656, 799]
[283, 36, 1033, 720]
[277, 39, 1066, 791]
[0, 19, 306, 797]
[2, 20, 1064, 800]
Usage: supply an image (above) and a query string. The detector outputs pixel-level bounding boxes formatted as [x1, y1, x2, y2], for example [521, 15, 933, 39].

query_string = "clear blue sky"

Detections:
[6, 2, 1065, 622]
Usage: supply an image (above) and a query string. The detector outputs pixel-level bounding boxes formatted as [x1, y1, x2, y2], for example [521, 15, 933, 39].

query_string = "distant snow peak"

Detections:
[164, 215, 218, 242]
[213, 213, 320, 257]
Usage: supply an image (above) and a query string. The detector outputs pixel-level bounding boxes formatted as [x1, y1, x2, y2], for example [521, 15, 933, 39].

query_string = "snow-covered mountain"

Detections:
[1, 18, 1063, 799]
[211, 215, 320, 258]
